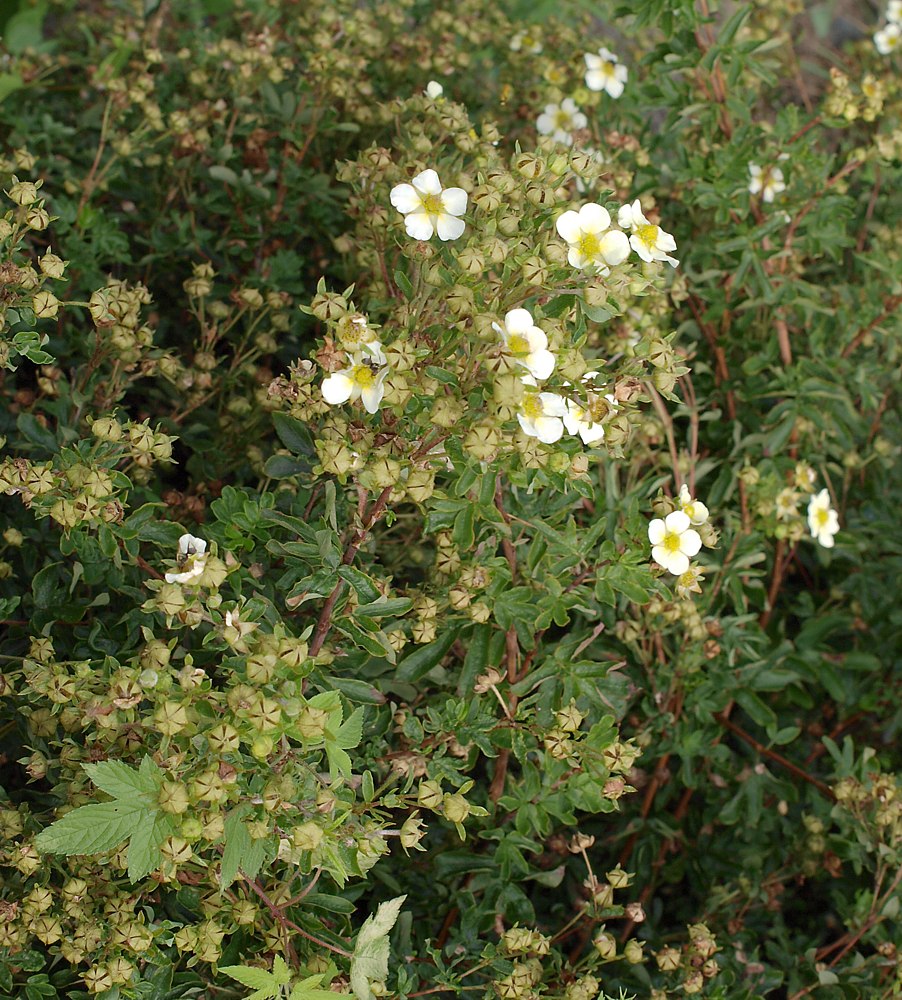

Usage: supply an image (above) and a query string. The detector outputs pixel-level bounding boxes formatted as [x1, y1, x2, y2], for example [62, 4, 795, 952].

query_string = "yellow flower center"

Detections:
[352, 364, 377, 388]
[815, 509, 829, 527]
[662, 531, 682, 554]
[522, 394, 544, 419]
[420, 192, 444, 215]
[601, 61, 616, 77]
[554, 110, 572, 128]
[635, 222, 659, 250]
[576, 231, 601, 259]
[508, 333, 530, 357]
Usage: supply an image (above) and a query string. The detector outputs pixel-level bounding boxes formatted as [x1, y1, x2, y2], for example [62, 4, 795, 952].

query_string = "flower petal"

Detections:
[527, 349, 556, 381]
[390, 183, 420, 214]
[555, 210, 582, 243]
[664, 510, 691, 533]
[599, 230, 630, 266]
[648, 519, 666, 545]
[441, 187, 468, 216]
[539, 392, 568, 417]
[360, 383, 385, 413]
[578, 202, 611, 233]
[504, 308, 534, 335]
[666, 551, 690, 576]
[435, 213, 466, 241]
[404, 211, 435, 240]
[411, 168, 441, 195]
[321, 371, 354, 405]
[535, 415, 564, 444]
[680, 529, 702, 558]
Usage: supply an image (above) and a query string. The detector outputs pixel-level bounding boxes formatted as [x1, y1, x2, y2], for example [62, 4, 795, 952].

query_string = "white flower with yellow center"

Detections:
[390, 169, 467, 241]
[584, 47, 628, 98]
[889, 0, 902, 23]
[648, 511, 702, 576]
[165, 533, 207, 584]
[618, 200, 679, 267]
[511, 29, 542, 54]
[555, 203, 630, 274]
[425, 81, 443, 99]
[748, 164, 786, 203]
[807, 489, 839, 548]
[536, 99, 587, 146]
[678, 484, 709, 525]
[563, 375, 617, 445]
[875, 21, 900, 53]
[518, 389, 567, 444]
[493, 308, 555, 381]
[775, 487, 799, 521]
[321, 346, 389, 414]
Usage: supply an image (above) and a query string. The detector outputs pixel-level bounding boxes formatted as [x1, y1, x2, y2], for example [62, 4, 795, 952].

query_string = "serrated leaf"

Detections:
[35, 801, 144, 856]
[350, 896, 406, 1000]
[220, 965, 278, 999]
[127, 809, 172, 882]
[325, 741, 353, 782]
[83, 756, 159, 800]
[221, 808, 270, 890]
[272, 956, 291, 986]
[335, 707, 365, 750]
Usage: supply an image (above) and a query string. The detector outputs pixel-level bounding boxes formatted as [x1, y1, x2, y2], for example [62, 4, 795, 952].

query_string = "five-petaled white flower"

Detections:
[425, 81, 443, 99]
[390, 169, 467, 242]
[555, 203, 630, 273]
[536, 98, 587, 146]
[648, 511, 702, 576]
[678, 484, 709, 525]
[166, 533, 207, 584]
[617, 200, 679, 267]
[518, 389, 568, 444]
[875, 21, 900, 53]
[748, 164, 786, 203]
[584, 47, 628, 98]
[494, 308, 555, 381]
[563, 374, 617, 445]
[889, 0, 902, 22]
[321, 345, 390, 414]
[510, 29, 542, 54]
[807, 489, 840, 548]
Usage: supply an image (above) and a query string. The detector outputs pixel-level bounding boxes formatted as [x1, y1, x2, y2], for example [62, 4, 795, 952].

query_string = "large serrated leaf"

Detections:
[35, 801, 144, 856]
[350, 896, 406, 1000]
[83, 756, 160, 800]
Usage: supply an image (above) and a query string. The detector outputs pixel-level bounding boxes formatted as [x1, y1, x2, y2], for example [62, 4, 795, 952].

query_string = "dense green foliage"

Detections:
[0, 0, 900, 998]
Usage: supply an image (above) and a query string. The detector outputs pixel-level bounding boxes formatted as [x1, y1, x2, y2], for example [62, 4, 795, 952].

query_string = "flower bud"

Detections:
[656, 946, 681, 971]
[32, 290, 59, 319]
[7, 179, 39, 205]
[593, 930, 616, 959]
[417, 779, 443, 810]
[623, 939, 643, 964]
[513, 152, 545, 179]
[25, 206, 50, 230]
[295, 705, 329, 742]
[442, 792, 471, 824]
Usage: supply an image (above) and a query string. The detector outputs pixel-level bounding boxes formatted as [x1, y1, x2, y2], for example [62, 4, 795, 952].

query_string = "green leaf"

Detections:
[325, 741, 353, 782]
[4, 2, 48, 54]
[395, 631, 456, 682]
[221, 808, 270, 890]
[289, 975, 346, 1000]
[127, 809, 171, 882]
[273, 412, 315, 456]
[82, 756, 160, 800]
[35, 801, 144, 856]
[220, 965, 278, 1000]
[335, 707, 365, 750]
[0, 72, 24, 104]
[337, 566, 382, 604]
[350, 896, 406, 1000]
[353, 597, 412, 619]
[393, 270, 414, 299]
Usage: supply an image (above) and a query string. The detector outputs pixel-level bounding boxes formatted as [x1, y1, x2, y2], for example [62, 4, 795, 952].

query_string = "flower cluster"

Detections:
[648, 485, 710, 579]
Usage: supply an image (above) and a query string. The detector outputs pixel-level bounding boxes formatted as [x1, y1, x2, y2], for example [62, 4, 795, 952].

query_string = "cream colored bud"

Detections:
[32, 290, 60, 319]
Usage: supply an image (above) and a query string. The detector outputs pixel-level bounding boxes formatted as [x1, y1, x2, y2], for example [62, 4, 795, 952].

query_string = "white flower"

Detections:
[390, 169, 467, 241]
[493, 308, 555, 381]
[807, 489, 840, 548]
[889, 0, 902, 24]
[563, 374, 617, 445]
[617, 200, 679, 267]
[165, 533, 207, 584]
[748, 164, 786, 203]
[678, 484, 709, 525]
[584, 47, 628, 99]
[648, 511, 702, 576]
[425, 80, 443, 99]
[555, 203, 630, 273]
[518, 390, 568, 444]
[536, 98, 587, 146]
[875, 21, 900, 53]
[510, 29, 542, 54]
[321, 346, 389, 414]
[775, 487, 799, 521]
